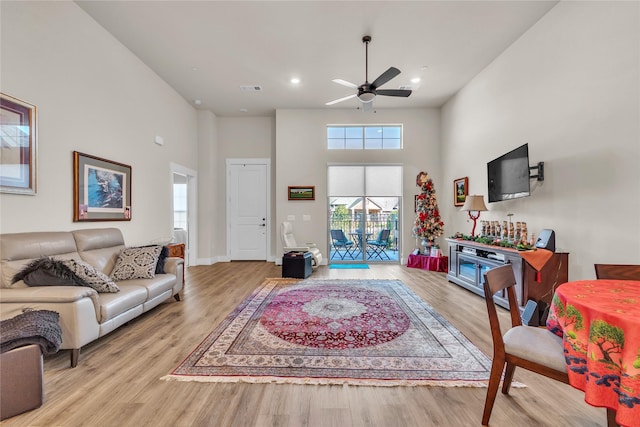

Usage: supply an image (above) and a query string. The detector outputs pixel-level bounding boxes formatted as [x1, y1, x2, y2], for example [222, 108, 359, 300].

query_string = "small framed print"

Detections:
[73, 151, 132, 221]
[454, 177, 468, 207]
[288, 186, 315, 201]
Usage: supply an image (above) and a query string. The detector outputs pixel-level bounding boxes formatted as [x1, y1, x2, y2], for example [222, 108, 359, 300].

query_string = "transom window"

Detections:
[327, 125, 402, 150]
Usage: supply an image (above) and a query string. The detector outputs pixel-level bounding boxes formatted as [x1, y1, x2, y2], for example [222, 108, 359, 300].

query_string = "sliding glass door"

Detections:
[328, 166, 402, 263]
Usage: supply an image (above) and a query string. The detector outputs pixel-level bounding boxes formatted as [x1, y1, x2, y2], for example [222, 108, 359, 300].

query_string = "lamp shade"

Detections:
[461, 195, 488, 212]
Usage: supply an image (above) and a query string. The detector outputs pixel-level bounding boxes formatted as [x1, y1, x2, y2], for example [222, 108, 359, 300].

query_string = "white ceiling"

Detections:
[76, 1, 558, 117]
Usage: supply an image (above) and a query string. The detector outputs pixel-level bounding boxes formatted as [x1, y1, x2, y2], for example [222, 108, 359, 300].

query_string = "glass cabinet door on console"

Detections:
[457, 255, 478, 285]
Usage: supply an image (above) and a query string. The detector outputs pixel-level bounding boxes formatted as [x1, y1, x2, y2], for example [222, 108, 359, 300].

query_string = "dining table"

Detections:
[546, 279, 640, 427]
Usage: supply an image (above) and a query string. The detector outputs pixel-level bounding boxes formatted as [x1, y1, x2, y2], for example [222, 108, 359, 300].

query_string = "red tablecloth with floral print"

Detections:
[547, 280, 640, 427]
[406, 254, 448, 272]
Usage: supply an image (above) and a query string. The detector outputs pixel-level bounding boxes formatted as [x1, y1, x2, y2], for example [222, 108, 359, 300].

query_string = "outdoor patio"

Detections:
[329, 202, 399, 263]
[329, 247, 400, 262]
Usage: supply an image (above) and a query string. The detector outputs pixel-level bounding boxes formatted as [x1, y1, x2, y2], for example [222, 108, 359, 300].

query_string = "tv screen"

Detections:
[487, 143, 531, 203]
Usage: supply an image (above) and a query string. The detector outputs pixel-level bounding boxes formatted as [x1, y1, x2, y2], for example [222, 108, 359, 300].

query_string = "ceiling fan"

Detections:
[326, 35, 412, 107]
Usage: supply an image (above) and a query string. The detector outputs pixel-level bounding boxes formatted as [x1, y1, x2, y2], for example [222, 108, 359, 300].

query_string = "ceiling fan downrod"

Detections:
[363, 35, 371, 83]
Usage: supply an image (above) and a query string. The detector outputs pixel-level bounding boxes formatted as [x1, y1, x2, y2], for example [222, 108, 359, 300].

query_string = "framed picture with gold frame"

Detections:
[0, 93, 37, 195]
[454, 177, 468, 207]
[73, 151, 132, 221]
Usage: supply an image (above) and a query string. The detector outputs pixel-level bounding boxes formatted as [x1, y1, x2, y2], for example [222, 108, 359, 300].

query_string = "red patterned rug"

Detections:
[162, 278, 494, 386]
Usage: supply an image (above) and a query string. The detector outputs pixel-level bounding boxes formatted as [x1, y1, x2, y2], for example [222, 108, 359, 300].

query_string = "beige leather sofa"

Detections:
[0, 228, 183, 367]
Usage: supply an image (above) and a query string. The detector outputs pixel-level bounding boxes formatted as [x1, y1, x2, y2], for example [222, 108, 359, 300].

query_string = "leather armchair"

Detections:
[280, 222, 322, 269]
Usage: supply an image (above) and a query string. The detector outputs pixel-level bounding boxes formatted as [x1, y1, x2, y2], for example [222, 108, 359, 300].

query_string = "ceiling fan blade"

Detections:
[325, 93, 357, 106]
[332, 79, 358, 89]
[371, 67, 401, 89]
[376, 89, 412, 97]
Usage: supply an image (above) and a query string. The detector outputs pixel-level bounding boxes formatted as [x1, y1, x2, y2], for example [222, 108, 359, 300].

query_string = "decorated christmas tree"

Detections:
[413, 171, 445, 247]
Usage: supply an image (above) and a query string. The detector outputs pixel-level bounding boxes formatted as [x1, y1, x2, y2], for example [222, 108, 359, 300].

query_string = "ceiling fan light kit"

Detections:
[326, 35, 412, 107]
[358, 91, 376, 103]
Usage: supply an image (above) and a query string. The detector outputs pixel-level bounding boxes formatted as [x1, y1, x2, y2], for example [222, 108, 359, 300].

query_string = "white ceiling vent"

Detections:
[240, 85, 262, 92]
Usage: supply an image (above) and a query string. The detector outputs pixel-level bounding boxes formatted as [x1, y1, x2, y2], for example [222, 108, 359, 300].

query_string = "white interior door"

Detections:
[227, 160, 269, 260]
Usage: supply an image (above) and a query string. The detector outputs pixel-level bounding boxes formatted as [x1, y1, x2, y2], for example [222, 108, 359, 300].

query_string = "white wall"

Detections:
[441, 1, 640, 280]
[215, 116, 276, 260]
[275, 108, 440, 262]
[0, 2, 198, 245]
[196, 110, 218, 262]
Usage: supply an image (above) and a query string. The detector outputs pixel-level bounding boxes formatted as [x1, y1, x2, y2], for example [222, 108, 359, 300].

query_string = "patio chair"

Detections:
[330, 229, 355, 260]
[366, 229, 391, 260]
[481, 264, 569, 426]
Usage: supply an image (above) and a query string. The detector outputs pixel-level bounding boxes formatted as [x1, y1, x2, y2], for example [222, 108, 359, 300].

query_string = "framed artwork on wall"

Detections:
[454, 177, 468, 207]
[0, 93, 37, 195]
[73, 151, 132, 221]
[288, 186, 315, 201]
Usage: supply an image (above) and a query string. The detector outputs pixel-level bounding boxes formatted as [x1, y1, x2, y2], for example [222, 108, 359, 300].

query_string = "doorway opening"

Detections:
[327, 165, 402, 263]
[170, 163, 197, 267]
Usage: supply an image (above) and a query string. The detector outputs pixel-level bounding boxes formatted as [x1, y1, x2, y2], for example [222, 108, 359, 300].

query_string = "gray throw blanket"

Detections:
[0, 309, 63, 355]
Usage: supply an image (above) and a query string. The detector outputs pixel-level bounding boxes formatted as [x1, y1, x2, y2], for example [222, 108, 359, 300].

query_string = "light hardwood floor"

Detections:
[3, 262, 606, 427]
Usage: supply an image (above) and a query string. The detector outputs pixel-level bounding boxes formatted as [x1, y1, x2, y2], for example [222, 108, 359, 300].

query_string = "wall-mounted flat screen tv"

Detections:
[487, 143, 531, 203]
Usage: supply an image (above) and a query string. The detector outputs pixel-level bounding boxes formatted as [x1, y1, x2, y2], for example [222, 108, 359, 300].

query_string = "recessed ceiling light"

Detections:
[240, 108, 248, 113]
[191, 67, 198, 71]
[411, 77, 421, 84]
[193, 99, 202, 105]
[290, 77, 300, 84]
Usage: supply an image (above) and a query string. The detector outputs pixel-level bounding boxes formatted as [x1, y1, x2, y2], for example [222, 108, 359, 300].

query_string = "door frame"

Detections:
[225, 158, 271, 261]
[170, 162, 198, 267]
[327, 164, 403, 264]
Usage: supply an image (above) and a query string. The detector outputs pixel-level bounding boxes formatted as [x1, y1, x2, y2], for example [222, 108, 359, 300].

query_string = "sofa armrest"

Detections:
[0, 286, 98, 304]
[0, 287, 101, 350]
[163, 257, 184, 296]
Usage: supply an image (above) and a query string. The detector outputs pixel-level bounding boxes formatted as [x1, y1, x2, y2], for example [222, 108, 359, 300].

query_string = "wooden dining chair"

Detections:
[594, 264, 640, 280]
[481, 264, 569, 426]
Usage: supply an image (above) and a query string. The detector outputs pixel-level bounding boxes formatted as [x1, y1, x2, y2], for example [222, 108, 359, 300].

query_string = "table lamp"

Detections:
[461, 195, 488, 237]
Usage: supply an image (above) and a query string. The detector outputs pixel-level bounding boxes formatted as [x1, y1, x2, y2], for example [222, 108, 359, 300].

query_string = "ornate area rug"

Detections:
[162, 278, 495, 387]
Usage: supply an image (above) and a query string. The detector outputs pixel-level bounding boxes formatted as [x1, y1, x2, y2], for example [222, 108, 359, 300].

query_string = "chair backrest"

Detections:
[281, 222, 298, 247]
[376, 229, 390, 243]
[330, 229, 346, 243]
[594, 264, 640, 280]
[483, 265, 523, 352]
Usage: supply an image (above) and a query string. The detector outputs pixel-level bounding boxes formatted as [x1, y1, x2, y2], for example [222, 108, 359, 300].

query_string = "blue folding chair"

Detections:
[367, 229, 391, 260]
[330, 229, 355, 260]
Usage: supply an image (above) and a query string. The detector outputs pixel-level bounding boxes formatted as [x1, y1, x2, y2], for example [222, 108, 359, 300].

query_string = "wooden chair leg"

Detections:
[606, 408, 619, 427]
[482, 358, 505, 426]
[174, 293, 181, 301]
[501, 362, 516, 394]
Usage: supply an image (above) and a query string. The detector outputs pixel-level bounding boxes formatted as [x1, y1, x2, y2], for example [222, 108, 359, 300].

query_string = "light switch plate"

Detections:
[287, 215, 296, 221]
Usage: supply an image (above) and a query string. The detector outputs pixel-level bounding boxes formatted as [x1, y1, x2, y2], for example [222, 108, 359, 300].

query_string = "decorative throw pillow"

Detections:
[139, 245, 169, 274]
[156, 246, 169, 274]
[110, 246, 162, 281]
[62, 259, 120, 293]
[11, 257, 88, 287]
